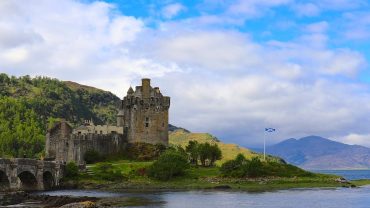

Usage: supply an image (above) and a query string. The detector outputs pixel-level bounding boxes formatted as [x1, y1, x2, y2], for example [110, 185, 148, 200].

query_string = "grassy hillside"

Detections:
[169, 129, 264, 164]
[0, 73, 120, 158]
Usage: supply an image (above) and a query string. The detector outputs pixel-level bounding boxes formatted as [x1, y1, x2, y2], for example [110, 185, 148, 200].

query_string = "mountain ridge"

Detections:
[265, 135, 370, 169]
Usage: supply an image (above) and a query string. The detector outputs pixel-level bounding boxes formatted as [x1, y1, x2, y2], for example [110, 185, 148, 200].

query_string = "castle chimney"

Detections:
[142, 78, 151, 98]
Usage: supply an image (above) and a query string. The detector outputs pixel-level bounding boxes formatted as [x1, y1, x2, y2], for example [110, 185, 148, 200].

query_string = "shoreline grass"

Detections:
[62, 160, 352, 192]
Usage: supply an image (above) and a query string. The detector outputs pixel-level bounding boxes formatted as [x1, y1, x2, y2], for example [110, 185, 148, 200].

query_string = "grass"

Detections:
[68, 160, 348, 192]
[350, 179, 370, 187]
[169, 129, 273, 165]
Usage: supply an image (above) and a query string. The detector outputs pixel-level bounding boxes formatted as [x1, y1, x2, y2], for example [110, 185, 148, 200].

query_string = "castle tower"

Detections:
[120, 78, 170, 145]
[117, 109, 124, 127]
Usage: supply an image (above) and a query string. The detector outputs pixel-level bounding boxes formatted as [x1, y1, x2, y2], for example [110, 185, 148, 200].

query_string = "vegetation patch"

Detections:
[220, 154, 313, 178]
[148, 149, 190, 181]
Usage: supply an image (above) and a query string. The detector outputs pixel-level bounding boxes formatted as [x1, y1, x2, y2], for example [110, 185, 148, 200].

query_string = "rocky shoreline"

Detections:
[0, 191, 164, 208]
[0, 192, 97, 208]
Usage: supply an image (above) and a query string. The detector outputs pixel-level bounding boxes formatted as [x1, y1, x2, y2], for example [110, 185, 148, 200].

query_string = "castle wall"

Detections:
[45, 121, 72, 160]
[72, 125, 123, 135]
[67, 133, 127, 165]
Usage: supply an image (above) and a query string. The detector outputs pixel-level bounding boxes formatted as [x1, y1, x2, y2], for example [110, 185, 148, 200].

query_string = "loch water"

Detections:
[5, 170, 370, 208]
[35, 186, 370, 208]
[312, 169, 370, 180]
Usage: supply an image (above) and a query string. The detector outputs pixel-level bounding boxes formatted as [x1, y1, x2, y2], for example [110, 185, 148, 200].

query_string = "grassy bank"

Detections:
[350, 179, 370, 187]
[63, 160, 350, 192]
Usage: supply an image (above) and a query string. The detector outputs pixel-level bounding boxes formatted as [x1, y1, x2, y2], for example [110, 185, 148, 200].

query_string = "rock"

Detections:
[60, 201, 97, 208]
[335, 177, 348, 183]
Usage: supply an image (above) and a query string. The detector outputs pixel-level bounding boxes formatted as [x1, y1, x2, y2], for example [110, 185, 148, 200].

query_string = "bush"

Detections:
[221, 154, 313, 178]
[65, 162, 79, 178]
[84, 149, 103, 164]
[94, 163, 125, 181]
[148, 150, 190, 181]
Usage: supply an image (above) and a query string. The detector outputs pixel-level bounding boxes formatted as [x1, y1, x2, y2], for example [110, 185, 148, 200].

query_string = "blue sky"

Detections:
[1, 0, 370, 147]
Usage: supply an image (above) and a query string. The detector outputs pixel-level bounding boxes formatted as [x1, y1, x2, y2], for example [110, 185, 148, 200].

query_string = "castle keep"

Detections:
[45, 78, 170, 165]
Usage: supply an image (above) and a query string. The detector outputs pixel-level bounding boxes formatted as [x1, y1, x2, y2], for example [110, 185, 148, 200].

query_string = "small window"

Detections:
[145, 117, 149, 128]
[78, 131, 81, 135]
[100, 130, 102, 134]
[162, 122, 165, 127]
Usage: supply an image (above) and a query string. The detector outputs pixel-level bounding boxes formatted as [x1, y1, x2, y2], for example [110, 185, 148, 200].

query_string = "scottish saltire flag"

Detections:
[265, 128, 276, 132]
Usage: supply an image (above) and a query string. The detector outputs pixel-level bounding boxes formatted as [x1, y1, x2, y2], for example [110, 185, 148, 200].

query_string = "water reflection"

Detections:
[35, 186, 370, 208]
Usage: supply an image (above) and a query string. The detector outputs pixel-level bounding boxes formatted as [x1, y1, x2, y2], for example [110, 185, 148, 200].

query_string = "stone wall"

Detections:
[67, 133, 127, 165]
[46, 121, 127, 165]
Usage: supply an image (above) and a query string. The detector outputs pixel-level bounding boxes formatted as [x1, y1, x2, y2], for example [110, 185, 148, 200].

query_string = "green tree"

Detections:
[209, 143, 222, 166]
[198, 142, 211, 166]
[148, 149, 190, 181]
[65, 162, 79, 178]
[185, 140, 199, 165]
[197, 142, 222, 167]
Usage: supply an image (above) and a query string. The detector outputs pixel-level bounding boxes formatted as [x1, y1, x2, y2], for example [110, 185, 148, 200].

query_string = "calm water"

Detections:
[25, 170, 370, 207]
[312, 169, 370, 180]
[36, 187, 370, 208]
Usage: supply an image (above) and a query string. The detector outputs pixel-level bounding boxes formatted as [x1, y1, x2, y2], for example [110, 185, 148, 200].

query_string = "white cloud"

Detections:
[161, 3, 186, 19]
[342, 12, 370, 40]
[0, 0, 178, 96]
[292, 3, 320, 17]
[227, 0, 292, 17]
[304, 21, 328, 33]
[1, 0, 370, 148]
[340, 133, 370, 147]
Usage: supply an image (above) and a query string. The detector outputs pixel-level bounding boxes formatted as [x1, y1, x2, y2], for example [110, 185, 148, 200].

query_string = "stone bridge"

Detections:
[0, 158, 64, 191]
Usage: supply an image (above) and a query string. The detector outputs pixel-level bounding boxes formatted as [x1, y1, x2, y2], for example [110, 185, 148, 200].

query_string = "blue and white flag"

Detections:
[265, 128, 276, 132]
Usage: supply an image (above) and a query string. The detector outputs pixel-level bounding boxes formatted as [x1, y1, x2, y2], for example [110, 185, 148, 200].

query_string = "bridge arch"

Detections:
[18, 171, 38, 191]
[0, 170, 10, 190]
[43, 171, 54, 190]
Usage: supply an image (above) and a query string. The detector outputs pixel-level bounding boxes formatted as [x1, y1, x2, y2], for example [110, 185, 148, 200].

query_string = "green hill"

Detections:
[0, 73, 120, 158]
[169, 129, 262, 164]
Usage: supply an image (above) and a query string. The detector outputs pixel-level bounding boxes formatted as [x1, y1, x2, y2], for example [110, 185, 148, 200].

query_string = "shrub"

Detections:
[94, 163, 125, 181]
[148, 150, 190, 181]
[245, 157, 264, 177]
[84, 149, 103, 164]
[221, 154, 312, 178]
[126, 142, 167, 161]
[65, 162, 79, 178]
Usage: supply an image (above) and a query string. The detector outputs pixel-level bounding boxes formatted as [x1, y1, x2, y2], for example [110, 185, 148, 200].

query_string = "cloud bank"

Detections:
[1, 0, 370, 147]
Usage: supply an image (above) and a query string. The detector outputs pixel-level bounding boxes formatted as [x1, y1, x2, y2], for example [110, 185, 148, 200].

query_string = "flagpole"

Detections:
[264, 128, 276, 161]
[264, 132, 266, 161]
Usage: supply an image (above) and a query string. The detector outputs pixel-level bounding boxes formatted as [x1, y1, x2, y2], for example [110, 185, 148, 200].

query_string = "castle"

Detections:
[45, 78, 170, 165]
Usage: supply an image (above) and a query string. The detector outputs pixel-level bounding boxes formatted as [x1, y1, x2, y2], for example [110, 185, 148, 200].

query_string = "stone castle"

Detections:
[45, 78, 170, 165]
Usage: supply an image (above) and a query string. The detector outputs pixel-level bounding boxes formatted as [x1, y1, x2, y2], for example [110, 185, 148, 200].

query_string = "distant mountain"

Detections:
[265, 136, 370, 170]
[168, 124, 190, 133]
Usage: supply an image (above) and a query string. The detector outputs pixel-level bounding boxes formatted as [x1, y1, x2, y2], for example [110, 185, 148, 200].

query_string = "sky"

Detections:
[1, 0, 370, 148]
